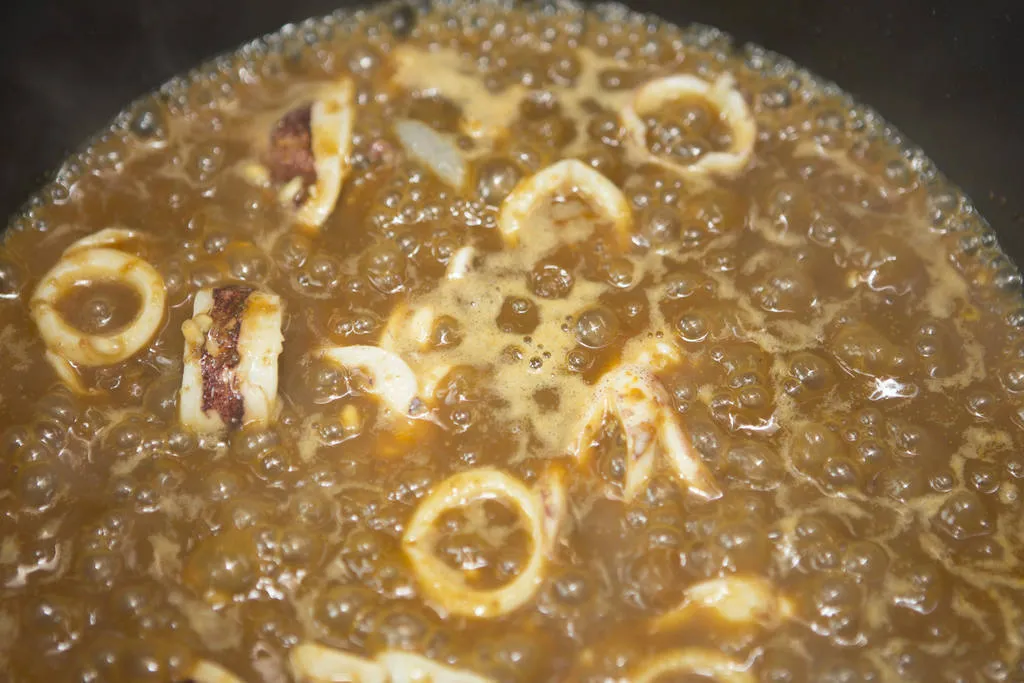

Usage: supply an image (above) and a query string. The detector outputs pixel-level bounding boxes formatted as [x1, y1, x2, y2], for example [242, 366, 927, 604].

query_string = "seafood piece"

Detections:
[31, 241, 166, 368]
[631, 648, 755, 683]
[535, 464, 570, 555]
[290, 642, 387, 683]
[62, 227, 143, 253]
[651, 575, 795, 633]
[180, 286, 284, 433]
[289, 643, 495, 683]
[622, 338, 683, 372]
[418, 362, 457, 400]
[380, 652, 494, 683]
[572, 365, 721, 501]
[380, 303, 437, 351]
[394, 118, 467, 190]
[266, 79, 355, 229]
[498, 160, 632, 247]
[186, 659, 247, 683]
[390, 45, 520, 141]
[621, 74, 756, 177]
[446, 246, 476, 280]
[403, 467, 560, 618]
[320, 345, 425, 418]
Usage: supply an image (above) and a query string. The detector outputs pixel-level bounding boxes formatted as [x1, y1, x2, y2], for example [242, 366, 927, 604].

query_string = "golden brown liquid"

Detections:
[1, 2, 1023, 682]
[55, 281, 142, 336]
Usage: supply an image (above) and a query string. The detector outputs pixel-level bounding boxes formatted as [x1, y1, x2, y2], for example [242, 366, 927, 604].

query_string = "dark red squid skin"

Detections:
[199, 285, 254, 429]
[267, 103, 316, 205]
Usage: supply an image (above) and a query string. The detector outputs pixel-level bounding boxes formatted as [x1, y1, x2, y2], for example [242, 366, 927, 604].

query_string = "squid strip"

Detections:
[180, 286, 283, 433]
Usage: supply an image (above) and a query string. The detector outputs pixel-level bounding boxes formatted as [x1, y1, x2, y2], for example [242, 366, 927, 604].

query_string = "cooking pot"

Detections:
[1, 0, 1021, 263]
[0, 2, 1020, 680]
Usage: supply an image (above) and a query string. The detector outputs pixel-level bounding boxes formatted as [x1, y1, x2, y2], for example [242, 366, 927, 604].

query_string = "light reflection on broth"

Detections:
[1, 1, 1023, 682]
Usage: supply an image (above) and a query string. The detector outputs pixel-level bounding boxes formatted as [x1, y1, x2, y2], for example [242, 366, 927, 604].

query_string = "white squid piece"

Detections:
[290, 643, 387, 683]
[30, 238, 166, 369]
[445, 246, 476, 280]
[572, 365, 721, 502]
[379, 652, 494, 683]
[621, 73, 756, 178]
[650, 575, 795, 633]
[389, 45, 515, 142]
[266, 78, 355, 229]
[290, 642, 495, 683]
[320, 344, 431, 419]
[535, 464, 570, 555]
[62, 227, 142, 253]
[180, 286, 284, 433]
[378, 247, 472, 353]
[185, 659, 247, 683]
[498, 160, 632, 247]
[631, 648, 756, 683]
[394, 118, 468, 190]
[402, 467, 563, 619]
[379, 303, 443, 352]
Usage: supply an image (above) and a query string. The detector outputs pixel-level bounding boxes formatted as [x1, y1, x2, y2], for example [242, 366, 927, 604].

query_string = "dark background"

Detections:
[1, 0, 1021, 255]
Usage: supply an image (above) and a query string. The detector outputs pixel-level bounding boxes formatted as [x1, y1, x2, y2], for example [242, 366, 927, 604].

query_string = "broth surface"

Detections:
[2, 2, 1024, 682]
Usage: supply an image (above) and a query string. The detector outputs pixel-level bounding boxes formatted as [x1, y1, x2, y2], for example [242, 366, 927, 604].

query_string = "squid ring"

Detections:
[30, 247, 166, 366]
[631, 648, 756, 683]
[572, 364, 722, 502]
[63, 227, 142, 253]
[621, 74, 756, 178]
[320, 345, 423, 417]
[498, 159, 632, 246]
[402, 467, 548, 619]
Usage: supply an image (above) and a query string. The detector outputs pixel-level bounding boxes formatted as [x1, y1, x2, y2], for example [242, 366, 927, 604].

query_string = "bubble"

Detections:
[566, 348, 594, 373]
[300, 253, 342, 295]
[639, 206, 680, 248]
[933, 490, 994, 540]
[529, 262, 574, 299]
[574, 305, 620, 349]
[227, 243, 270, 282]
[315, 583, 377, 637]
[0, 256, 25, 299]
[389, 3, 418, 39]
[274, 232, 312, 271]
[674, 310, 710, 344]
[497, 296, 540, 334]
[16, 463, 63, 509]
[725, 440, 781, 490]
[183, 530, 260, 601]
[187, 141, 226, 184]
[128, 101, 169, 142]
[759, 83, 793, 109]
[850, 233, 927, 296]
[361, 241, 408, 294]
[754, 266, 816, 314]
[873, 467, 927, 502]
